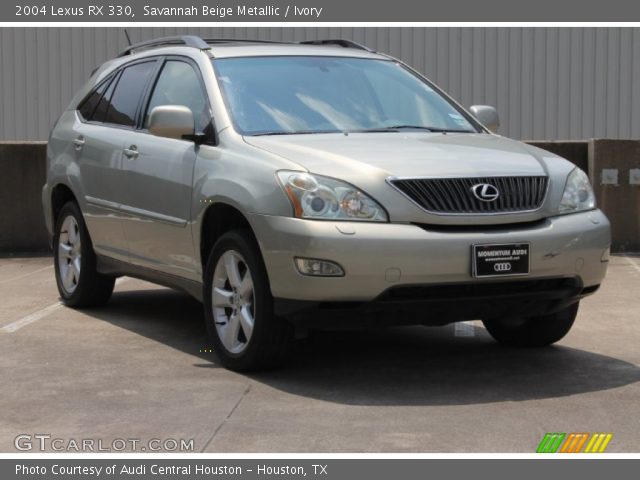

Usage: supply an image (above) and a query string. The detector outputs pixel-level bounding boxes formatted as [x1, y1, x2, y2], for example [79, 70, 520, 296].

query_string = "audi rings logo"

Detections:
[471, 183, 500, 202]
[493, 262, 512, 272]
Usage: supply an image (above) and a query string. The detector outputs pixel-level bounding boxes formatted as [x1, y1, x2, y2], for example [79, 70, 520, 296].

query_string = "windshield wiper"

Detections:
[251, 126, 475, 136]
[251, 130, 339, 136]
[354, 125, 475, 133]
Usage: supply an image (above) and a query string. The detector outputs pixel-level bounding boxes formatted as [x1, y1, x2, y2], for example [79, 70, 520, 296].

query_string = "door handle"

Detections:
[73, 136, 85, 150]
[123, 145, 139, 159]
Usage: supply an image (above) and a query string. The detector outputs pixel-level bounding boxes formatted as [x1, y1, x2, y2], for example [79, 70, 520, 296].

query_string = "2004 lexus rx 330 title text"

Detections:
[43, 36, 610, 370]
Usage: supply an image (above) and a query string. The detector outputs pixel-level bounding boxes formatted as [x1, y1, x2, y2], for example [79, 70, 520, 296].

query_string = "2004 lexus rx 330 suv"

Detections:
[43, 36, 610, 371]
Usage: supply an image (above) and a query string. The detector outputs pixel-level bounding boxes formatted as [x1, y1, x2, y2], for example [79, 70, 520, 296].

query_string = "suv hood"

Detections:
[243, 131, 573, 225]
[243, 132, 548, 179]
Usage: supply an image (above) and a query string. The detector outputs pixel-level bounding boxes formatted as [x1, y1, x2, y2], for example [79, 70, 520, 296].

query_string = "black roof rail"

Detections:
[119, 35, 211, 57]
[298, 39, 376, 52]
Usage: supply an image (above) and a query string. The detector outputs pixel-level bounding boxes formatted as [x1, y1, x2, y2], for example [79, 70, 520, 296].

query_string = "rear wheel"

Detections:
[53, 202, 115, 307]
[203, 230, 293, 371]
[482, 302, 579, 347]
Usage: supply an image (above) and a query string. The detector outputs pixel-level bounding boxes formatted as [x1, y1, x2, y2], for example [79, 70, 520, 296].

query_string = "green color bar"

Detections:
[537, 433, 566, 453]
[548, 433, 566, 453]
[536, 433, 553, 453]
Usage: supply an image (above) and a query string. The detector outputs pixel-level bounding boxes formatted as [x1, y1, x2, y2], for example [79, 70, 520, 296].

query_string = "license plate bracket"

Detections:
[472, 243, 530, 278]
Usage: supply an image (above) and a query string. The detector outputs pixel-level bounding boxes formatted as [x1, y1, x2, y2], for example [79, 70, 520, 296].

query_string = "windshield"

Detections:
[213, 56, 479, 136]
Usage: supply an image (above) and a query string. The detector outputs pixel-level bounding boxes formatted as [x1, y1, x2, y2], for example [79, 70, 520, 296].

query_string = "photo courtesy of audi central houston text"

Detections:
[42, 35, 610, 371]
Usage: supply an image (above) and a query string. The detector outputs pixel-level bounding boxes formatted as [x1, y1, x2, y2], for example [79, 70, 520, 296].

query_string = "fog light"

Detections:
[294, 257, 344, 277]
[601, 246, 610, 262]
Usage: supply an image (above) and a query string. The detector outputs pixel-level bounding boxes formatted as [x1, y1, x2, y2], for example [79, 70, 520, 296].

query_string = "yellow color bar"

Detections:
[597, 433, 613, 453]
[584, 433, 613, 453]
[591, 433, 606, 452]
[584, 434, 598, 453]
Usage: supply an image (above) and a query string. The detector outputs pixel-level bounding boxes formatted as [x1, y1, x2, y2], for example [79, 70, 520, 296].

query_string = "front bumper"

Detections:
[249, 209, 611, 304]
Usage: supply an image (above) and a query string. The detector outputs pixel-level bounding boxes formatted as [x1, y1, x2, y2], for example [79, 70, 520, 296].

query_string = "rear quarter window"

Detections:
[91, 73, 119, 123]
[77, 75, 113, 121]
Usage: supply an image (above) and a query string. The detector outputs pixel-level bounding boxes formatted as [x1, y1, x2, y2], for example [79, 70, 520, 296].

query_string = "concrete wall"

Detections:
[2, 27, 640, 141]
[0, 142, 49, 252]
[0, 140, 638, 253]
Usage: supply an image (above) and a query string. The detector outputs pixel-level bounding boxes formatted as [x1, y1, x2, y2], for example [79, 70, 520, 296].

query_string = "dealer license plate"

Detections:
[472, 243, 530, 278]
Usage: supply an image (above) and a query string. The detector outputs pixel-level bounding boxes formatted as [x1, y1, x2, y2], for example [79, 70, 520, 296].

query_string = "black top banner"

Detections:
[3, 0, 640, 22]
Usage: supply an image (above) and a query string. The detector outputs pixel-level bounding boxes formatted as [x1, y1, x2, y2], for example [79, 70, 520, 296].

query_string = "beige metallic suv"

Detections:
[43, 36, 611, 370]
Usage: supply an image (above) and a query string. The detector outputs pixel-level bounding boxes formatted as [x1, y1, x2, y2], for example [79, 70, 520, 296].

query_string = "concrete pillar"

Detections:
[527, 141, 589, 173]
[588, 139, 640, 252]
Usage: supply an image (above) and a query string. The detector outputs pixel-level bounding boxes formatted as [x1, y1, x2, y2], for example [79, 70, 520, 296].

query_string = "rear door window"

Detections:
[103, 61, 156, 127]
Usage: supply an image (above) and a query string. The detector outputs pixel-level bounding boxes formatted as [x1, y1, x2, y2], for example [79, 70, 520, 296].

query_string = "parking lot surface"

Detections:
[1, 255, 639, 453]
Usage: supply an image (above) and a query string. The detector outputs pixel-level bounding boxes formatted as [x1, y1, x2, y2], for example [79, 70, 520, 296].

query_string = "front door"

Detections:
[119, 58, 212, 280]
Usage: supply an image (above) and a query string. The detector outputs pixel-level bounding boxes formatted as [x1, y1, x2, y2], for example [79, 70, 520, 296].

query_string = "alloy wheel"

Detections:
[211, 250, 255, 354]
[57, 215, 82, 294]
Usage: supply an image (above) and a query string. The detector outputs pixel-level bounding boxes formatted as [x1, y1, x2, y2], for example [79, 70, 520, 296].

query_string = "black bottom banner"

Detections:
[3, 459, 638, 480]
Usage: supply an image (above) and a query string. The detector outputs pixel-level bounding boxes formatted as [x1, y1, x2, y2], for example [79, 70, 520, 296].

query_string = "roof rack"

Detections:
[118, 35, 377, 57]
[203, 38, 377, 53]
[298, 39, 376, 52]
[119, 35, 211, 57]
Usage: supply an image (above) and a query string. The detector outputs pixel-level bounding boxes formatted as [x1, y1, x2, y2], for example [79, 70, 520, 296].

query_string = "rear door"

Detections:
[118, 57, 212, 280]
[74, 59, 159, 261]
[73, 71, 129, 260]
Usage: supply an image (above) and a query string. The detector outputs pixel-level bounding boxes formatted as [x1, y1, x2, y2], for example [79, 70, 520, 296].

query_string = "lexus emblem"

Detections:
[493, 262, 512, 272]
[471, 183, 500, 202]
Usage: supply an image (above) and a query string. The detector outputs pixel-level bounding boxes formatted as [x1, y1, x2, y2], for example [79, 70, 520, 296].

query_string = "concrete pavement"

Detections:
[1, 255, 639, 452]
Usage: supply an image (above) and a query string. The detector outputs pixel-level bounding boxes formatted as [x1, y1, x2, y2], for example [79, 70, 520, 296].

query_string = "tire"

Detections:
[482, 302, 579, 347]
[203, 229, 293, 371]
[53, 201, 115, 308]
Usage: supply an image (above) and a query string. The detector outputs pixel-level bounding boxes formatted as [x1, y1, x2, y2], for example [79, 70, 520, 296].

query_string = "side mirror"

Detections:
[148, 105, 195, 141]
[469, 105, 500, 134]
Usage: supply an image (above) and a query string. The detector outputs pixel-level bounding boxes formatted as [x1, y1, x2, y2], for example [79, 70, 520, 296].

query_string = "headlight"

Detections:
[559, 168, 596, 213]
[277, 171, 388, 221]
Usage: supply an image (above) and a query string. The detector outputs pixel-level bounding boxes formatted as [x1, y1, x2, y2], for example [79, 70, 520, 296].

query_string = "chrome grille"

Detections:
[389, 176, 548, 214]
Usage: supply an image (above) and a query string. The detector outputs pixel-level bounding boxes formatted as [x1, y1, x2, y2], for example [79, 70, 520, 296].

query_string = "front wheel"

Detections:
[203, 230, 293, 371]
[482, 302, 579, 347]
